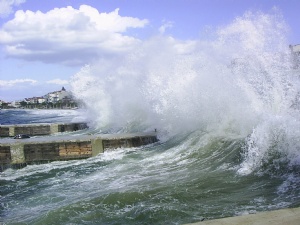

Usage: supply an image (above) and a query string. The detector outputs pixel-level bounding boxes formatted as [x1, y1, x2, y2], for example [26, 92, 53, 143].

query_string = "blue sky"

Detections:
[0, 0, 299, 101]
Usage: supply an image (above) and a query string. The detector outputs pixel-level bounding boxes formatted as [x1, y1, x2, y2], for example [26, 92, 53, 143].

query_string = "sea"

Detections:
[1, 11, 300, 225]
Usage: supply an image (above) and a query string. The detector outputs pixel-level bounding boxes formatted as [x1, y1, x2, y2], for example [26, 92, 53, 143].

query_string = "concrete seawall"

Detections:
[185, 207, 300, 225]
[0, 122, 88, 137]
[0, 132, 158, 171]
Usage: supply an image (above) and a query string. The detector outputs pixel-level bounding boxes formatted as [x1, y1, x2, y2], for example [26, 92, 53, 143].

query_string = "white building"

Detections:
[291, 44, 300, 53]
[25, 97, 37, 104]
[45, 87, 71, 103]
[37, 97, 46, 104]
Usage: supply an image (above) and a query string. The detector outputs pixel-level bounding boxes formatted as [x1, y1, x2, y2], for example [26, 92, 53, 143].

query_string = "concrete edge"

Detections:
[184, 207, 300, 225]
[0, 122, 88, 137]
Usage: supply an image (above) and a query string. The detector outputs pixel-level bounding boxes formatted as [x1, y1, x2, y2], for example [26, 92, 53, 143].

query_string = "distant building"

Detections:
[45, 87, 71, 103]
[37, 97, 46, 104]
[10, 101, 21, 108]
[25, 97, 38, 104]
[290, 44, 300, 68]
[291, 44, 300, 53]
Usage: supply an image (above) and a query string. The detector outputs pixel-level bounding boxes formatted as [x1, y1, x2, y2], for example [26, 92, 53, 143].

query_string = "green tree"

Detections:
[20, 101, 28, 107]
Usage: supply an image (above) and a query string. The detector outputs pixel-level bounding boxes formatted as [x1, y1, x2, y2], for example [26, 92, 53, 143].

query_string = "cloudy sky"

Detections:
[0, 0, 299, 101]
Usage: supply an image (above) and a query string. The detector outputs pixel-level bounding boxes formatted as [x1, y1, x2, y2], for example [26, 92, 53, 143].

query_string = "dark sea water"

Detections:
[2, 11, 300, 225]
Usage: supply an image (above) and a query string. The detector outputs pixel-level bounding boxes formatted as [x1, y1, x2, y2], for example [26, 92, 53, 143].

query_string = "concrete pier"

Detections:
[0, 122, 88, 137]
[0, 132, 158, 171]
[185, 207, 300, 225]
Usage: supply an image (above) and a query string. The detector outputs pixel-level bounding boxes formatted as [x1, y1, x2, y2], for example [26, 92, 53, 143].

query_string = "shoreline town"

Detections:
[0, 87, 80, 109]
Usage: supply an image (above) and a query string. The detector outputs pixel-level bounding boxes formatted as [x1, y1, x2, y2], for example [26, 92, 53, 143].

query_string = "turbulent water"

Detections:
[1, 11, 300, 224]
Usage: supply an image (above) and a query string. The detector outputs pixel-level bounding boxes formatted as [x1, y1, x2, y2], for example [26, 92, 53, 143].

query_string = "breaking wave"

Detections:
[71, 11, 300, 175]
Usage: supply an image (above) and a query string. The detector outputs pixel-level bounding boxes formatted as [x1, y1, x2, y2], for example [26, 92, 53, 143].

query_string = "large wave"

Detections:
[70, 11, 300, 174]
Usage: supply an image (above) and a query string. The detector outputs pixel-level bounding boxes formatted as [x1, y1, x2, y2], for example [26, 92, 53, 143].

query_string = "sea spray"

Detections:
[238, 115, 300, 175]
[72, 11, 300, 176]
[71, 11, 295, 136]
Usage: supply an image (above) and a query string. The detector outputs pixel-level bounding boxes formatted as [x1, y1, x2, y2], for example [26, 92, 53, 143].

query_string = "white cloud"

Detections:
[159, 20, 173, 34]
[0, 78, 37, 87]
[0, 0, 25, 18]
[0, 5, 148, 66]
[46, 79, 69, 85]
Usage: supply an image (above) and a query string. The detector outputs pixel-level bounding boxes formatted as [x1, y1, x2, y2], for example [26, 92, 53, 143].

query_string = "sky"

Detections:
[0, 0, 299, 102]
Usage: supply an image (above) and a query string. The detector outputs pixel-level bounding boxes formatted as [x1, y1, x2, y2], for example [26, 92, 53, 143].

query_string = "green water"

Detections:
[1, 130, 299, 225]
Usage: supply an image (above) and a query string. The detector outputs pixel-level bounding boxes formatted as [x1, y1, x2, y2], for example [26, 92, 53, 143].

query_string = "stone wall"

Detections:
[0, 133, 158, 171]
[15, 125, 51, 136]
[0, 122, 88, 137]
[0, 146, 11, 165]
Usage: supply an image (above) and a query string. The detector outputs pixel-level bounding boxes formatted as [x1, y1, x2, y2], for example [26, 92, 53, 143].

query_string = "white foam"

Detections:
[238, 115, 300, 175]
[70, 11, 295, 142]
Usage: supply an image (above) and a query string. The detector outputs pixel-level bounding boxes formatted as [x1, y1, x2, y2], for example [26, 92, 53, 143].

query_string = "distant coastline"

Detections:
[0, 87, 81, 110]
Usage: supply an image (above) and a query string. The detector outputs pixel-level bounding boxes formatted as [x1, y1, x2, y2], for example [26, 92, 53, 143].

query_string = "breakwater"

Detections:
[0, 122, 88, 137]
[0, 132, 158, 171]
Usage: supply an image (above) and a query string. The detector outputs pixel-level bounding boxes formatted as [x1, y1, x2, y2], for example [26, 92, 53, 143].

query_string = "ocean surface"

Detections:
[1, 107, 300, 225]
[2, 12, 300, 225]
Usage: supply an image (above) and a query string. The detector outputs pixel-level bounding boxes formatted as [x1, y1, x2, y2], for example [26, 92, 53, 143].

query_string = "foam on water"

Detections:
[0, 109, 87, 124]
[70, 11, 300, 173]
[238, 115, 300, 175]
[27, 109, 87, 123]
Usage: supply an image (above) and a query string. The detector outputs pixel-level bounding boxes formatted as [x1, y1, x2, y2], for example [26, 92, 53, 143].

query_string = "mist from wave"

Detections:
[70, 11, 300, 174]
